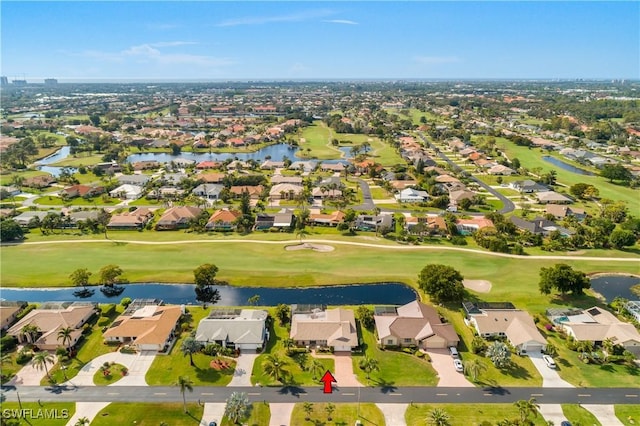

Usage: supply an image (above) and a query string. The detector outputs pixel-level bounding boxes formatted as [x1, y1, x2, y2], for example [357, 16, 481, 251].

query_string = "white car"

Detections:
[453, 359, 464, 372]
[542, 355, 556, 369]
[449, 347, 459, 358]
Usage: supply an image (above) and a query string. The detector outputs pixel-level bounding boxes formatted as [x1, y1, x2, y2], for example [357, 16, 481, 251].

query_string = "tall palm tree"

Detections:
[427, 407, 451, 426]
[514, 397, 540, 424]
[463, 358, 486, 382]
[262, 354, 288, 384]
[176, 375, 194, 413]
[308, 358, 325, 380]
[358, 355, 379, 380]
[32, 351, 54, 380]
[296, 228, 309, 244]
[180, 337, 202, 367]
[21, 324, 40, 344]
[57, 327, 74, 351]
[74, 417, 90, 426]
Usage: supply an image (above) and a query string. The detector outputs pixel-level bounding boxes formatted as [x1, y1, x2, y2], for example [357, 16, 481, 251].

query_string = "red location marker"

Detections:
[320, 370, 336, 393]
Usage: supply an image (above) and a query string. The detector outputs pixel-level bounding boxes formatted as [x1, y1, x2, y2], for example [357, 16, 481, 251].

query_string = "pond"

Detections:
[126, 143, 302, 164]
[35, 146, 77, 177]
[590, 274, 640, 302]
[542, 156, 595, 176]
[0, 282, 418, 306]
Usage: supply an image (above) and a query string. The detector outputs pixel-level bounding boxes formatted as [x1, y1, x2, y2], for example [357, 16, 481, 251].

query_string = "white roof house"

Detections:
[395, 188, 429, 203]
[109, 184, 144, 200]
[195, 309, 268, 351]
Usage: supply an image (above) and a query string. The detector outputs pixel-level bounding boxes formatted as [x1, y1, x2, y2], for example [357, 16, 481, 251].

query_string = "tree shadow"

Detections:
[371, 377, 397, 394]
[278, 385, 306, 397]
[502, 362, 531, 380]
[599, 363, 615, 373]
[481, 385, 510, 395]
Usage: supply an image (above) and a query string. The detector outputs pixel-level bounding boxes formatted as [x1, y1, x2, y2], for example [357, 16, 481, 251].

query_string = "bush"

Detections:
[97, 317, 111, 327]
[202, 343, 222, 356]
[16, 350, 32, 365]
[450, 236, 468, 245]
[101, 304, 116, 317]
[0, 335, 17, 352]
[15, 304, 36, 320]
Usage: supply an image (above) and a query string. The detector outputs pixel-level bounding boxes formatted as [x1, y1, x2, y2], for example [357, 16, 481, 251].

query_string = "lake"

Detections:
[590, 274, 640, 302]
[126, 143, 302, 164]
[542, 156, 595, 176]
[0, 282, 419, 306]
[35, 146, 77, 177]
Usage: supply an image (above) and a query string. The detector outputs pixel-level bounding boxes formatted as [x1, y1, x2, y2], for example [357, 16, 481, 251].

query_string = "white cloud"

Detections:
[217, 9, 334, 27]
[413, 56, 461, 65]
[323, 19, 358, 25]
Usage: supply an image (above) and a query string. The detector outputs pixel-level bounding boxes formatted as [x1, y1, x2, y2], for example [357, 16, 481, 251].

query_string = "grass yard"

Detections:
[33, 195, 119, 206]
[290, 402, 384, 426]
[146, 307, 236, 386]
[562, 404, 601, 426]
[45, 304, 123, 385]
[252, 308, 335, 386]
[91, 403, 203, 425]
[50, 153, 105, 167]
[405, 403, 548, 426]
[0, 402, 75, 426]
[352, 325, 439, 386]
[93, 362, 127, 385]
[616, 405, 640, 426]
[0, 170, 51, 185]
[221, 401, 271, 426]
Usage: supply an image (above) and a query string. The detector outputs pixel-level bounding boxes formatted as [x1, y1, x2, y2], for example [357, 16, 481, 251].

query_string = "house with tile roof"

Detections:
[206, 209, 241, 231]
[156, 206, 202, 230]
[290, 306, 358, 352]
[195, 308, 268, 351]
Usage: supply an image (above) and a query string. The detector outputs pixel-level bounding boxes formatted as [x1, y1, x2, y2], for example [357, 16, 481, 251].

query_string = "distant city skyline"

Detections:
[2, 1, 638, 81]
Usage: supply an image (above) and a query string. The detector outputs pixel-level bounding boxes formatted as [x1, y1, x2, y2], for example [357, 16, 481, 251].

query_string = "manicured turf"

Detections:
[145, 307, 236, 386]
[91, 402, 203, 425]
[50, 153, 105, 167]
[220, 401, 270, 426]
[562, 404, 602, 426]
[297, 121, 343, 159]
[33, 195, 119, 206]
[0, 402, 75, 426]
[616, 405, 640, 426]
[405, 403, 548, 425]
[290, 402, 384, 426]
[93, 362, 127, 385]
[352, 324, 439, 386]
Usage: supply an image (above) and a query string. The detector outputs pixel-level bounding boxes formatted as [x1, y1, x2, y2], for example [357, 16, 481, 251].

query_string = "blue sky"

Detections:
[2, 1, 638, 81]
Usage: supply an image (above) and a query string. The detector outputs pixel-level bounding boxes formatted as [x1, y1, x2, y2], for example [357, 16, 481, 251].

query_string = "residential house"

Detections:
[23, 175, 56, 189]
[547, 306, 640, 356]
[509, 180, 549, 193]
[206, 209, 241, 231]
[161, 172, 188, 186]
[308, 209, 345, 227]
[536, 191, 573, 205]
[196, 161, 220, 170]
[626, 301, 640, 324]
[260, 160, 286, 170]
[196, 172, 225, 184]
[455, 218, 494, 235]
[320, 162, 346, 172]
[448, 189, 476, 205]
[289, 161, 317, 173]
[0, 301, 27, 331]
[109, 184, 144, 200]
[68, 210, 101, 227]
[107, 208, 154, 230]
[254, 210, 295, 231]
[230, 185, 264, 200]
[269, 183, 303, 200]
[270, 175, 303, 185]
[374, 301, 459, 349]
[7, 302, 98, 350]
[195, 308, 268, 350]
[60, 184, 104, 199]
[13, 211, 51, 227]
[311, 187, 342, 200]
[464, 302, 546, 353]
[117, 174, 150, 187]
[192, 184, 223, 201]
[156, 206, 202, 230]
[510, 216, 574, 237]
[545, 205, 587, 221]
[290, 306, 358, 352]
[395, 188, 429, 203]
[355, 214, 393, 231]
[103, 300, 183, 352]
[488, 165, 516, 175]
[405, 216, 448, 236]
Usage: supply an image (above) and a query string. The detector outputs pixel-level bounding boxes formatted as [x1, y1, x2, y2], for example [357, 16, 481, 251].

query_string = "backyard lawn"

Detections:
[91, 403, 203, 425]
[352, 325, 439, 386]
[405, 403, 548, 426]
[290, 402, 384, 426]
[146, 306, 236, 386]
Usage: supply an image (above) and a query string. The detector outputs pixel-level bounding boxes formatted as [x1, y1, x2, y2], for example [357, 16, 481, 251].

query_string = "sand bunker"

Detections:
[285, 243, 335, 252]
[463, 279, 492, 293]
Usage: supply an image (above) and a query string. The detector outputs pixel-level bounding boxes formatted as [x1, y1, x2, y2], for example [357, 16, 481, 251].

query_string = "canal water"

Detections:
[0, 282, 418, 306]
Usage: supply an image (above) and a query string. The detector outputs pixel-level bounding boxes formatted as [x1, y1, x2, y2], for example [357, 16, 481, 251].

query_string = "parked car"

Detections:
[449, 346, 459, 358]
[453, 359, 464, 372]
[542, 354, 556, 369]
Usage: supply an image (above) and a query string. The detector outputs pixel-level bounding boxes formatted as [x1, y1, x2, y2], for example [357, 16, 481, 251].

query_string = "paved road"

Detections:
[3, 385, 639, 405]
[416, 132, 516, 214]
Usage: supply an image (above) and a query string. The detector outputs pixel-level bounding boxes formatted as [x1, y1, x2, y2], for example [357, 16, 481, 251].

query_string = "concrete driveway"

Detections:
[64, 350, 156, 387]
[312, 351, 363, 387]
[377, 403, 408, 426]
[538, 404, 568, 425]
[426, 349, 474, 387]
[200, 402, 226, 426]
[582, 404, 623, 426]
[9, 354, 58, 386]
[527, 351, 573, 388]
[65, 402, 110, 426]
[269, 403, 294, 426]
[228, 353, 259, 387]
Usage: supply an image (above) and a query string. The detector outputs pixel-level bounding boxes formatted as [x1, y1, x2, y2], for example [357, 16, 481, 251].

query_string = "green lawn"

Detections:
[146, 307, 236, 386]
[562, 404, 601, 426]
[290, 403, 384, 426]
[93, 362, 127, 385]
[91, 403, 203, 425]
[297, 121, 343, 159]
[45, 304, 123, 385]
[50, 153, 105, 167]
[221, 401, 270, 426]
[252, 308, 335, 386]
[0, 402, 75, 426]
[0, 170, 51, 185]
[616, 405, 640, 425]
[33, 195, 119, 206]
[405, 403, 548, 426]
[352, 324, 439, 386]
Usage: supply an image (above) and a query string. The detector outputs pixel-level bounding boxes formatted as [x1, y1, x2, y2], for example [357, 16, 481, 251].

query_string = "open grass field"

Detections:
[290, 402, 384, 426]
[220, 401, 270, 426]
[296, 121, 343, 159]
[352, 324, 439, 386]
[50, 153, 105, 167]
[91, 402, 203, 425]
[0, 170, 50, 185]
[0, 402, 76, 426]
[616, 405, 640, 426]
[562, 404, 602, 426]
[33, 195, 119, 206]
[405, 403, 548, 425]
[146, 306, 236, 386]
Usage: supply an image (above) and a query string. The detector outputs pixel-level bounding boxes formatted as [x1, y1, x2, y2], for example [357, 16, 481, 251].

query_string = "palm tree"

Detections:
[544, 343, 558, 357]
[180, 337, 202, 367]
[303, 402, 314, 420]
[57, 327, 74, 352]
[325, 402, 336, 421]
[224, 391, 252, 425]
[463, 358, 486, 382]
[32, 351, 54, 380]
[514, 397, 540, 424]
[262, 354, 288, 384]
[358, 355, 379, 380]
[21, 324, 40, 344]
[428, 407, 451, 426]
[296, 228, 309, 244]
[176, 375, 194, 413]
[308, 358, 325, 380]
[74, 417, 90, 426]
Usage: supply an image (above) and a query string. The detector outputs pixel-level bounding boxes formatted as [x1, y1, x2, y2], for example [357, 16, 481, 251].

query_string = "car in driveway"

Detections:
[542, 355, 556, 369]
[453, 359, 464, 372]
[449, 347, 459, 358]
